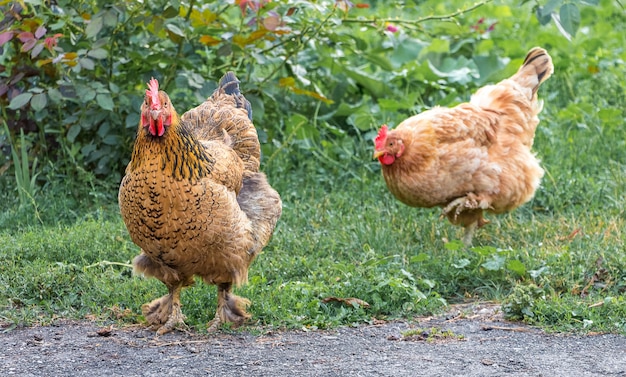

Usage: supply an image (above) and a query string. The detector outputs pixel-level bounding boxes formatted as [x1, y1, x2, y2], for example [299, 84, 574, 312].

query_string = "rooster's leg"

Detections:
[207, 283, 251, 333]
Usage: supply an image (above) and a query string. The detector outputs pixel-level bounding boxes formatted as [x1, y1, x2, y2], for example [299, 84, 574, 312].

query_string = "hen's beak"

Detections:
[372, 150, 385, 159]
[150, 109, 161, 120]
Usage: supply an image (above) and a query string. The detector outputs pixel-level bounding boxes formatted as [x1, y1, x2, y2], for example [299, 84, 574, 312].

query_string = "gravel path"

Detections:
[2, 304, 625, 377]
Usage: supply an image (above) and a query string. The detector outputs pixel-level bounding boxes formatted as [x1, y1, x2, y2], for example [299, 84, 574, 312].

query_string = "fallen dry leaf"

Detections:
[97, 325, 114, 337]
[321, 297, 370, 308]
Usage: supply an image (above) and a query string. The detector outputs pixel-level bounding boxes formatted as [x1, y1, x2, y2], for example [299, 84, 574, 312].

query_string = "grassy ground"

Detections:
[0, 136, 624, 334]
[1, 0, 625, 334]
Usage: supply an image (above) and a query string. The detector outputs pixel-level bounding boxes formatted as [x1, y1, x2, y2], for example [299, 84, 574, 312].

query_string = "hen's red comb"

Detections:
[146, 78, 160, 109]
[374, 125, 388, 149]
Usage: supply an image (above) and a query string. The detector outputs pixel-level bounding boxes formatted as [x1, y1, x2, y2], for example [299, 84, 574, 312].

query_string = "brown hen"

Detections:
[373, 47, 553, 245]
[119, 72, 282, 334]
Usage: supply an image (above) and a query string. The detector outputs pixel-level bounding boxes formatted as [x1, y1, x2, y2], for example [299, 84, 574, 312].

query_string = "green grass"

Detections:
[0, 151, 624, 334]
[1, 0, 625, 334]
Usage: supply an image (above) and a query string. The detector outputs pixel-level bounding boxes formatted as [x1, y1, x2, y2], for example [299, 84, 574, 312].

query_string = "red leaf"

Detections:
[0, 82, 8, 97]
[21, 39, 37, 52]
[0, 31, 15, 47]
[17, 31, 34, 43]
[10, 72, 25, 85]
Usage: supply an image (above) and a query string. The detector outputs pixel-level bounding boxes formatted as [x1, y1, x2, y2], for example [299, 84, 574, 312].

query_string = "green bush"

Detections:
[1, 0, 607, 182]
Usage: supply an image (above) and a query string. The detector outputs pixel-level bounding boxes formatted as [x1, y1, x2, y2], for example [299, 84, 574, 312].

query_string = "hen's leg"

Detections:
[462, 222, 478, 246]
[207, 283, 251, 333]
[442, 194, 493, 246]
[142, 281, 187, 335]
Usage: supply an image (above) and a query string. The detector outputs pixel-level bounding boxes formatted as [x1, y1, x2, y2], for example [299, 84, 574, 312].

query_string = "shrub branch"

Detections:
[341, 0, 493, 26]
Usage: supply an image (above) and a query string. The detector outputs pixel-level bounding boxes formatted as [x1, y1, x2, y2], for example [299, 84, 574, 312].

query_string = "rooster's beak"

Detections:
[150, 109, 160, 120]
[372, 150, 385, 159]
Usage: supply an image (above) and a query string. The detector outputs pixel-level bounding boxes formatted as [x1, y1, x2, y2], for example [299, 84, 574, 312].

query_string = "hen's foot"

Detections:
[206, 311, 223, 333]
[155, 301, 186, 335]
[141, 295, 172, 328]
[142, 285, 187, 335]
[442, 193, 491, 218]
[206, 283, 251, 333]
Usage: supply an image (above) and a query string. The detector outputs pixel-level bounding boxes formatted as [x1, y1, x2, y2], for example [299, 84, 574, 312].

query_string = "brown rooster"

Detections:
[373, 47, 553, 245]
[119, 72, 282, 335]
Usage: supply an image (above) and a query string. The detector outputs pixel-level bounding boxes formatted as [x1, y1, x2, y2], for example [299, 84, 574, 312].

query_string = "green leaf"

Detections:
[410, 253, 429, 263]
[363, 53, 394, 71]
[342, 66, 385, 98]
[8, 92, 32, 109]
[103, 10, 118, 27]
[473, 54, 508, 84]
[87, 48, 107, 59]
[471, 245, 497, 256]
[125, 113, 140, 129]
[76, 85, 96, 101]
[389, 38, 427, 67]
[444, 240, 464, 251]
[163, 6, 178, 18]
[426, 39, 450, 54]
[96, 93, 114, 111]
[506, 260, 527, 276]
[79, 58, 95, 70]
[85, 16, 103, 39]
[482, 255, 506, 271]
[541, 0, 563, 17]
[102, 135, 120, 145]
[535, 7, 552, 25]
[67, 124, 81, 142]
[559, 3, 581, 38]
[47, 88, 63, 103]
[30, 93, 47, 112]
[165, 23, 185, 37]
[452, 258, 471, 269]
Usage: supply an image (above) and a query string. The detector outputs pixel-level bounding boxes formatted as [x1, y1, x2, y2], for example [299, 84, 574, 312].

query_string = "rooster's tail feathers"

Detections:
[513, 47, 554, 97]
[217, 71, 253, 121]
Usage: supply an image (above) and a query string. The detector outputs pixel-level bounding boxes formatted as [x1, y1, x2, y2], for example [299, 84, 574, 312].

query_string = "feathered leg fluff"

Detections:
[133, 253, 194, 335]
[207, 283, 251, 332]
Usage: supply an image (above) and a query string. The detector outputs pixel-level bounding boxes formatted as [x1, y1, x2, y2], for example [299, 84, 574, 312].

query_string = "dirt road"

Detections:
[2, 305, 625, 377]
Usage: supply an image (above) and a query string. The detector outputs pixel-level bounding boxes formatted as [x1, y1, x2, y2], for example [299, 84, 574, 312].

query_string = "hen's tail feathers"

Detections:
[512, 47, 554, 98]
[181, 71, 261, 172]
[217, 71, 253, 121]
[237, 172, 282, 256]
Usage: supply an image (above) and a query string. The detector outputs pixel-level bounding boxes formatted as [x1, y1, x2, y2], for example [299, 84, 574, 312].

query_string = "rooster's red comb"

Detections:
[146, 77, 160, 108]
[374, 125, 388, 149]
